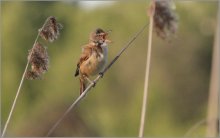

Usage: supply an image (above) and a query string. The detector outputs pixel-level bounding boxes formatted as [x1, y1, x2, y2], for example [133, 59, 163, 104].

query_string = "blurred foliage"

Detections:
[1, 1, 218, 137]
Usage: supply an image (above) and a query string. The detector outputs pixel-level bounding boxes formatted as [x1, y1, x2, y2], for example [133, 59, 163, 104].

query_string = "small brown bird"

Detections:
[75, 28, 111, 95]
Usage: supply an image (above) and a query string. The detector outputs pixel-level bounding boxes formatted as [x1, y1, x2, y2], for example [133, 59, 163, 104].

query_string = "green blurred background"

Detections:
[1, 1, 218, 137]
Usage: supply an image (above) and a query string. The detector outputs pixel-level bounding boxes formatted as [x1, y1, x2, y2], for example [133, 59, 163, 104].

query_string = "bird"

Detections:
[75, 28, 111, 95]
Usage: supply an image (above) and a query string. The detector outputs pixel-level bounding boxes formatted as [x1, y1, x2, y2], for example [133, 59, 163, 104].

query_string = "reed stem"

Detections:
[1, 17, 50, 137]
[46, 23, 148, 136]
[138, 1, 155, 137]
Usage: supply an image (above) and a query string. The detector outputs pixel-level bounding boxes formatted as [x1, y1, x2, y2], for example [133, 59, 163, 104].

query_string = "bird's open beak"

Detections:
[105, 39, 112, 43]
[104, 30, 112, 44]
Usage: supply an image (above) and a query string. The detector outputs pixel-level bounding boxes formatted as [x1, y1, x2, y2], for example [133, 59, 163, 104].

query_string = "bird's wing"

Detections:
[79, 44, 93, 64]
[75, 44, 95, 77]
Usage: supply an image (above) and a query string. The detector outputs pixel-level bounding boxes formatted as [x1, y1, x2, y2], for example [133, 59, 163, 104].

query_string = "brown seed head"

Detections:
[26, 42, 49, 80]
[39, 16, 63, 42]
[153, 0, 178, 39]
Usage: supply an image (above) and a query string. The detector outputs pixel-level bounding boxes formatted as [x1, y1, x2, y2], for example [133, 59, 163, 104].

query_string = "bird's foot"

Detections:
[92, 81, 96, 87]
[85, 76, 96, 87]
[99, 72, 104, 78]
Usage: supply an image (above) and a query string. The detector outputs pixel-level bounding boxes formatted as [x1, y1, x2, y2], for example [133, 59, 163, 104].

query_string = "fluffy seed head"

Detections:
[153, 0, 178, 39]
[26, 42, 49, 80]
[39, 16, 63, 42]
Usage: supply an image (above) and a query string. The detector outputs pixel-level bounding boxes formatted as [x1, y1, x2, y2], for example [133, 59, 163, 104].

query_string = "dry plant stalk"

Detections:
[184, 119, 206, 137]
[46, 23, 148, 136]
[138, 1, 155, 137]
[2, 16, 62, 137]
[139, 0, 178, 137]
[206, 3, 219, 137]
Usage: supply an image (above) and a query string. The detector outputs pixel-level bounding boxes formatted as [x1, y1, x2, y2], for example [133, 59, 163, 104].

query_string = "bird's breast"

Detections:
[81, 45, 108, 76]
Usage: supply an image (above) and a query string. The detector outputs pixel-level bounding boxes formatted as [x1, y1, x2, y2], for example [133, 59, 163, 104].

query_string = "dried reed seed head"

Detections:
[28, 42, 49, 70]
[26, 42, 49, 80]
[154, 0, 178, 39]
[25, 70, 41, 80]
[39, 16, 63, 42]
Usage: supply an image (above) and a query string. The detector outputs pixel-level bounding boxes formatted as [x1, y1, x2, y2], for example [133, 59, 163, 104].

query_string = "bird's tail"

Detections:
[75, 64, 80, 77]
[79, 77, 86, 95]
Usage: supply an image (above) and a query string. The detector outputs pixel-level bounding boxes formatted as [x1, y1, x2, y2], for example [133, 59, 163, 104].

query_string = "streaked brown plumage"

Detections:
[75, 28, 111, 95]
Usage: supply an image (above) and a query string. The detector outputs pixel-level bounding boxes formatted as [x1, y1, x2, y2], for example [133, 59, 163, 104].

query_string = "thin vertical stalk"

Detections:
[1, 61, 30, 137]
[138, 1, 155, 137]
[206, 1, 220, 137]
[184, 119, 206, 137]
[1, 17, 49, 137]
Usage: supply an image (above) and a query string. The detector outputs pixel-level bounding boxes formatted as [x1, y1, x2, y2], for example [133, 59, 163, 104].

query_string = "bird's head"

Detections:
[89, 28, 111, 45]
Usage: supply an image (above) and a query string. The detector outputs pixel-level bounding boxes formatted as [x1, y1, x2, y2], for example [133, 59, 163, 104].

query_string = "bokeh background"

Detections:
[1, 1, 219, 137]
